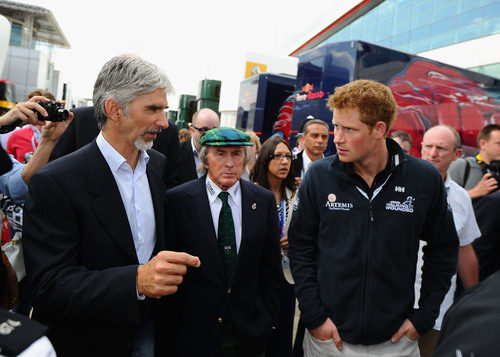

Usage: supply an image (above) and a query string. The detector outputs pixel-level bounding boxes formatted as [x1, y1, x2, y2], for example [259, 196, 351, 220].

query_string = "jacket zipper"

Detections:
[360, 201, 374, 342]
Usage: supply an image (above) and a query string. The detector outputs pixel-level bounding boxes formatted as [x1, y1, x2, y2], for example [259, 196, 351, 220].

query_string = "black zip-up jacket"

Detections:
[289, 138, 458, 345]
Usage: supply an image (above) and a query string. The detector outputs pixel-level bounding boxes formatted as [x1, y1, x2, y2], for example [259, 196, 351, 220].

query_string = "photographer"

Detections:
[449, 124, 500, 200]
[0, 96, 72, 315]
[0, 96, 72, 193]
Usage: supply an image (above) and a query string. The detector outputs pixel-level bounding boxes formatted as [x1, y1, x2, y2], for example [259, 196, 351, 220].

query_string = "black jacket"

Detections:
[292, 151, 304, 178]
[23, 142, 167, 356]
[177, 140, 198, 184]
[435, 271, 500, 356]
[161, 177, 282, 356]
[472, 191, 500, 281]
[288, 138, 458, 345]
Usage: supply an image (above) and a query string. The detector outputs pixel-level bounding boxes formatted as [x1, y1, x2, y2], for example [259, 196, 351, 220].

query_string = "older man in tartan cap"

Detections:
[161, 127, 282, 356]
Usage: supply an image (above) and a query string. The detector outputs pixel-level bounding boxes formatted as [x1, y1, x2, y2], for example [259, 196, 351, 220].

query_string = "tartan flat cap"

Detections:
[199, 127, 253, 146]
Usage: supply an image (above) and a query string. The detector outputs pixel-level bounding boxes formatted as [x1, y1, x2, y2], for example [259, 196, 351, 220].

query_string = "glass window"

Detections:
[455, 23, 483, 42]
[456, 8, 484, 28]
[484, 2, 500, 20]
[9, 23, 22, 46]
[379, 1, 396, 18]
[315, 0, 500, 56]
[395, 6, 413, 22]
[413, 0, 434, 17]
[410, 37, 431, 53]
[457, 0, 484, 13]
[431, 31, 455, 49]
[350, 23, 363, 39]
[397, 0, 414, 10]
[394, 19, 412, 35]
[473, 63, 500, 78]
[484, 17, 500, 35]
[410, 25, 432, 42]
[431, 17, 456, 35]
[434, 2, 457, 21]
[412, 13, 434, 28]
[392, 31, 410, 47]
[378, 37, 393, 48]
[377, 16, 394, 40]
[377, 26, 394, 41]
[394, 42, 410, 53]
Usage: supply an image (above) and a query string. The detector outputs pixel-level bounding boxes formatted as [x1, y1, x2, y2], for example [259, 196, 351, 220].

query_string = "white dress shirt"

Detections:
[205, 176, 242, 253]
[191, 138, 203, 178]
[414, 174, 481, 330]
[96, 132, 156, 265]
[301, 150, 323, 178]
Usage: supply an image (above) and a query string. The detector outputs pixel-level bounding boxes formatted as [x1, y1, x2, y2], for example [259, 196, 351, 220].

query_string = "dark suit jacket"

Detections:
[23, 141, 167, 357]
[473, 191, 500, 281]
[50, 106, 181, 189]
[162, 177, 282, 356]
[177, 140, 198, 184]
[292, 151, 304, 178]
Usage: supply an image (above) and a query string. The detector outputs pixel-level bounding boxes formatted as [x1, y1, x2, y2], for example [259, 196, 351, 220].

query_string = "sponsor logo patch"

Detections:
[385, 196, 415, 213]
[325, 193, 353, 211]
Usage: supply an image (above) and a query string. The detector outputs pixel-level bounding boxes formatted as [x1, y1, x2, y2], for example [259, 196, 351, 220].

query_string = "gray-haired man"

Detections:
[23, 56, 200, 357]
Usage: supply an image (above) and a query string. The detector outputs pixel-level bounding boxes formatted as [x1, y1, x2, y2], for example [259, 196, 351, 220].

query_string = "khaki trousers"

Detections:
[303, 329, 420, 357]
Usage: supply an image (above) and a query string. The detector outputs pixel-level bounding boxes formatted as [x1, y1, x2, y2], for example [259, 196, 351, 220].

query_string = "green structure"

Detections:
[176, 94, 196, 129]
[198, 79, 221, 115]
[166, 110, 178, 123]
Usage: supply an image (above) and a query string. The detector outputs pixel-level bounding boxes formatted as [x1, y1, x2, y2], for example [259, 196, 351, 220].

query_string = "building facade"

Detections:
[0, 1, 70, 102]
[290, 0, 500, 78]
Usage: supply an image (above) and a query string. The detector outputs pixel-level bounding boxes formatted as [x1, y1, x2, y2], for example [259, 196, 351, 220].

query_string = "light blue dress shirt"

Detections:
[0, 155, 28, 202]
[96, 133, 156, 265]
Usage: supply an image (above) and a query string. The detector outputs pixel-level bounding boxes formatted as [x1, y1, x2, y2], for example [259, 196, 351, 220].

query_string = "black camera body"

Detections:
[487, 160, 500, 186]
[36, 101, 69, 122]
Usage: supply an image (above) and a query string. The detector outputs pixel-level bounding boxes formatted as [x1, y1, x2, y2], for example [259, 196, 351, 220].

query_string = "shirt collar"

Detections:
[191, 138, 198, 157]
[303, 150, 324, 172]
[444, 173, 452, 190]
[206, 175, 241, 206]
[96, 132, 149, 174]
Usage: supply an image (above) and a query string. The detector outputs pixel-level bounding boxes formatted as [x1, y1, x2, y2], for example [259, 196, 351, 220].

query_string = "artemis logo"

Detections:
[325, 201, 353, 211]
[395, 186, 405, 193]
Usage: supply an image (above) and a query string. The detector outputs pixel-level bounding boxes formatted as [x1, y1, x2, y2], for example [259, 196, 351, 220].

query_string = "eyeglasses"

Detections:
[270, 153, 293, 161]
[192, 125, 211, 134]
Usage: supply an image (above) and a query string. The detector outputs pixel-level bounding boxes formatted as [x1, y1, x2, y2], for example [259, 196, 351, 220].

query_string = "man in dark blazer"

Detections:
[23, 56, 199, 357]
[163, 127, 282, 356]
[178, 108, 219, 184]
[49, 106, 182, 189]
[291, 118, 329, 184]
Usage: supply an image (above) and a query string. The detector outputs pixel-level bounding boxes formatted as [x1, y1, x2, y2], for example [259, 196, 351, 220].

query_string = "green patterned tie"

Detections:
[218, 191, 237, 277]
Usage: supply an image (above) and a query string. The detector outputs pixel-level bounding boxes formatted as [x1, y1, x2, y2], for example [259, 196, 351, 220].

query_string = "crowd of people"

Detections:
[0, 55, 498, 357]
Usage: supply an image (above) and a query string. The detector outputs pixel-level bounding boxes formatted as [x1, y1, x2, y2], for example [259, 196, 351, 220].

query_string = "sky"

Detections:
[15, 0, 357, 111]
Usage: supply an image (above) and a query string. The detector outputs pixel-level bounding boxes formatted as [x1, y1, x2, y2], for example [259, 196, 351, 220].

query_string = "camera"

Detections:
[487, 160, 500, 187]
[35, 101, 69, 122]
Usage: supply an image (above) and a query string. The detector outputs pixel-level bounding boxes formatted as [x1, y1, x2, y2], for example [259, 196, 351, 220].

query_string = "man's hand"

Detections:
[137, 251, 200, 299]
[391, 319, 420, 343]
[294, 177, 302, 187]
[468, 173, 498, 199]
[40, 113, 74, 142]
[0, 96, 49, 127]
[309, 317, 343, 351]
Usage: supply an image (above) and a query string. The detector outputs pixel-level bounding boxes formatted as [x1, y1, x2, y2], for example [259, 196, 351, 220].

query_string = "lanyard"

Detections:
[278, 199, 287, 239]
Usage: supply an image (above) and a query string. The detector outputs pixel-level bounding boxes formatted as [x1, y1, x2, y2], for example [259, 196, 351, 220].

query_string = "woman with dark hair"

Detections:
[252, 136, 297, 357]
